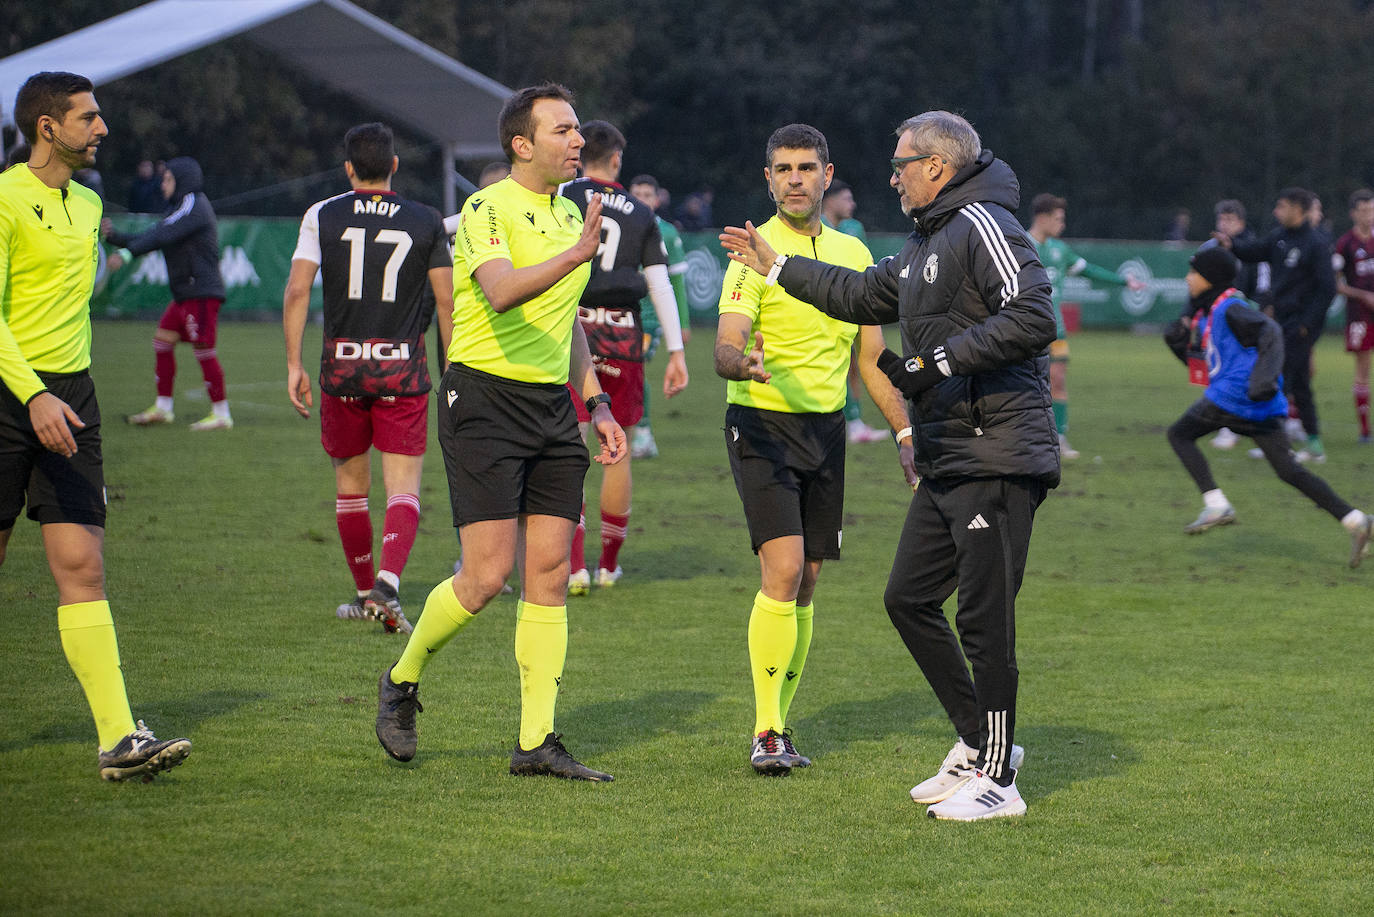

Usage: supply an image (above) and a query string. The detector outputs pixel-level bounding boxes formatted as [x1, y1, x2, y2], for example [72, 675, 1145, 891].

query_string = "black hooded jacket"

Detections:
[775, 151, 1059, 485]
[106, 157, 225, 301]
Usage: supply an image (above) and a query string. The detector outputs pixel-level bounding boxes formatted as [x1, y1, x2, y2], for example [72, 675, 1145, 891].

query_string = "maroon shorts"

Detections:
[320, 392, 428, 458]
[568, 358, 645, 427]
[158, 297, 223, 346]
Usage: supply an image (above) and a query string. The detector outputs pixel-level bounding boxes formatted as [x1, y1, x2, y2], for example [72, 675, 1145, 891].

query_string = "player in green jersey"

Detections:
[0, 71, 190, 781]
[628, 173, 691, 459]
[1027, 193, 1144, 459]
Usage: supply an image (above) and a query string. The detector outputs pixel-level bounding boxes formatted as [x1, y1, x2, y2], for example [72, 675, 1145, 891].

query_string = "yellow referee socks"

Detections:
[778, 601, 813, 728]
[391, 578, 475, 684]
[58, 601, 136, 751]
[748, 591, 797, 736]
[514, 600, 567, 751]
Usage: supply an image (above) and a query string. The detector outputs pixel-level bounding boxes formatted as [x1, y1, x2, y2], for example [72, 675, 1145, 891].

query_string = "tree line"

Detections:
[6, 0, 1373, 238]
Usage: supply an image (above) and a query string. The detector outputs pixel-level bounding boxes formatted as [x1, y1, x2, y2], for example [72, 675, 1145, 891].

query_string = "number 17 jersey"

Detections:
[293, 189, 451, 397]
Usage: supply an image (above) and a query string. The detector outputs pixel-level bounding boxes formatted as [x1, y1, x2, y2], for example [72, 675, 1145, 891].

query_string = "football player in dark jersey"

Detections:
[559, 121, 688, 593]
[283, 122, 453, 634]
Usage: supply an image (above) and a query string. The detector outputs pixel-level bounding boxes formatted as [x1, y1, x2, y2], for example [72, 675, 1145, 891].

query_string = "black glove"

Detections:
[876, 346, 948, 398]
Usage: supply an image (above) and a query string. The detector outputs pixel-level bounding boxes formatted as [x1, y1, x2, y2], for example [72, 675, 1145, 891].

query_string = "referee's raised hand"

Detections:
[719, 221, 778, 276]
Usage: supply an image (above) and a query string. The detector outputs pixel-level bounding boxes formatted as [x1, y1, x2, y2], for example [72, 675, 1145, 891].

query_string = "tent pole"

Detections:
[442, 141, 458, 216]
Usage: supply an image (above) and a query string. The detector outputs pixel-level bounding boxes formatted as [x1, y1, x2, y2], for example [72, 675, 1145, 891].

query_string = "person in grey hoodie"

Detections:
[103, 156, 232, 430]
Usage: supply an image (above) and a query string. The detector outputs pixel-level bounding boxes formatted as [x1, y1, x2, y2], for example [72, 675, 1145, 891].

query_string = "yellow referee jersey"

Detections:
[719, 216, 873, 413]
[0, 164, 101, 403]
[448, 177, 591, 385]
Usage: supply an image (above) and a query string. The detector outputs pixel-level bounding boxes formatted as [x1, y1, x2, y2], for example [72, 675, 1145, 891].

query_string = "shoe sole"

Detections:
[911, 776, 968, 804]
[911, 746, 1025, 803]
[100, 740, 191, 782]
[509, 759, 614, 781]
[927, 798, 1027, 821]
[751, 759, 792, 776]
[1185, 515, 1235, 534]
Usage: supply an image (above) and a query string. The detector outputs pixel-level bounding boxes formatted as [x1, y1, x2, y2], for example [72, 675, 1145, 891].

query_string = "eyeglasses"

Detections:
[891, 153, 941, 176]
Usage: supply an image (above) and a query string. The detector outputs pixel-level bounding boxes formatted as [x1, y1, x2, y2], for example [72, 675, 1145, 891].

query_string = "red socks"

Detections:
[154, 338, 175, 398]
[336, 494, 373, 591]
[1356, 382, 1370, 438]
[570, 502, 588, 573]
[599, 510, 629, 572]
[194, 347, 226, 404]
[380, 493, 420, 581]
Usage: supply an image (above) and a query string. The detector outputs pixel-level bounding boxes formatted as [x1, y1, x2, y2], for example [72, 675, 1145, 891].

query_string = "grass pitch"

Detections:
[2, 322, 1371, 915]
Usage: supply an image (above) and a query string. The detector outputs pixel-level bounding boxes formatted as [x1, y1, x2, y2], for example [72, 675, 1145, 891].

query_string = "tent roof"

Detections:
[0, 0, 512, 158]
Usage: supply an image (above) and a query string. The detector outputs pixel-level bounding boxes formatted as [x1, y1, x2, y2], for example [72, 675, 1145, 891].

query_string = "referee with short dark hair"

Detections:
[722, 110, 1057, 819]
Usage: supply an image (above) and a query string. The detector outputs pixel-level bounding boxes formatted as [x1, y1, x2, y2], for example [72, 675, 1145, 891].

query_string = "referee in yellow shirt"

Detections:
[0, 72, 190, 781]
[375, 83, 623, 780]
[715, 124, 914, 775]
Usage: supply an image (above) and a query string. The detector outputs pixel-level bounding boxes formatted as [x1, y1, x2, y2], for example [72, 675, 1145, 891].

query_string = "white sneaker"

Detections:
[126, 405, 173, 425]
[567, 568, 591, 597]
[1349, 516, 1373, 569]
[847, 419, 887, 444]
[630, 426, 659, 459]
[1058, 435, 1080, 460]
[595, 566, 623, 587]
[189, 413, 233, 431]
[1210, 428, 1239, 449]
[1284, 416, 1306, 443]
[1247, 447, 1265, 459]
[1184, 504, 1236, 534]
[910, 739, 1025, 804]
[1295, 449, 1326, 465]
[927, 769, 1026, 821]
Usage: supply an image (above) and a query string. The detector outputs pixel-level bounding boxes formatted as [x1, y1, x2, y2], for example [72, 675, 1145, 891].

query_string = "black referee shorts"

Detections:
[437, 363, 590, 527]
[724, 403, 845, 559]
[0, 371, 106, 529]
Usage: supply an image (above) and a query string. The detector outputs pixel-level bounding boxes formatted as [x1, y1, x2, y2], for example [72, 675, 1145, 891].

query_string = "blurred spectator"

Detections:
[1164, 207, 1191, 244]
[5, 142, 30, 168]
[128, 159, 165, 212]
[675, 189, 714, 230]
[654, 185, 673, 223]
[477, 160, 510, 188]
[74, 167, 104, 201]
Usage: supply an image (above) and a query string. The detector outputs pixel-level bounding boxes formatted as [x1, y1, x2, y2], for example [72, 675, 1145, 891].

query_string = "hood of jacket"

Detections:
[910, 149, 1020, 236]
[164, 157, 204, 206]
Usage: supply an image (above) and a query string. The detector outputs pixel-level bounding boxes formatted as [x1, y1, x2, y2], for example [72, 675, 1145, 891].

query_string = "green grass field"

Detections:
[2, 321, 1371, 915]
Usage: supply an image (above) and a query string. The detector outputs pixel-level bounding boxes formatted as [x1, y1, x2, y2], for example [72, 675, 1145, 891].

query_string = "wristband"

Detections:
[894, 426, 913, 444]
[764, 253, 788, 286]
[585, 392, 612, 414]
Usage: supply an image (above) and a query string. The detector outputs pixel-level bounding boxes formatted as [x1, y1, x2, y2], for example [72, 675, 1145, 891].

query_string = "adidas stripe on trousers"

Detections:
[884, 476, 1046, 783]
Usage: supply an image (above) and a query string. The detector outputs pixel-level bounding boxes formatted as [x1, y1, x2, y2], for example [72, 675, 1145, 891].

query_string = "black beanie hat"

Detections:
[1189, 244, 1238, 289]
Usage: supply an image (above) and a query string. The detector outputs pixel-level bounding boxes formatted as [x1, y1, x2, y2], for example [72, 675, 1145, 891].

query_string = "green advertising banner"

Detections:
[94, 215, 317, 320]
[94, 218, 1344, 331]
[675, 232, 1346, 331]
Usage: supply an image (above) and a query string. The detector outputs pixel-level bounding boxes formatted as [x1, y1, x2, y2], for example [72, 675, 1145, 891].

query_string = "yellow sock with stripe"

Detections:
[58, 601, 136, 750]
[391, 578, 476, 684]
[515, 600, 568, 751]
[748, 591, 797, 735]
[778, 601, 813, 728]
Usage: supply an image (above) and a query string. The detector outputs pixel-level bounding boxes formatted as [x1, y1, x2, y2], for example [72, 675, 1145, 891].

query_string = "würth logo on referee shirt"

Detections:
[967, 514, 990, 530]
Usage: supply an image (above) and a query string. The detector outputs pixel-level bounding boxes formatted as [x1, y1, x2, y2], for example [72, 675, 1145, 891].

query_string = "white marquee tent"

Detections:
[0, 0, 513, 212]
